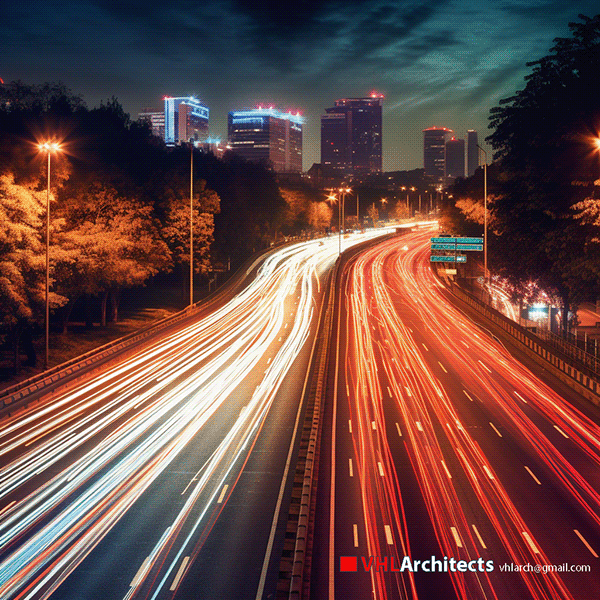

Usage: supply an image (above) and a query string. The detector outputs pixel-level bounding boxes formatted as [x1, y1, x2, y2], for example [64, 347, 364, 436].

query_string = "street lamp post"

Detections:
[190, 141, 194, 307]
[477, 144, 488, 285]
[38, 141, 61, 371]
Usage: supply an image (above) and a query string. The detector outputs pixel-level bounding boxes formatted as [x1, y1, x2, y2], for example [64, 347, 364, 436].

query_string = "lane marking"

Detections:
[422, 343, 428, 351]
[130, 557, 150, 587]
[522, 531, 540, 554]
[349, 458, 354, 477]
[217, 484, 229, 504]
[346, 383, 350, 396]
[404, 386, 412, 397]
[441, 460, 452, 479]
[463, 390, 475, 402]
[387, 386, 392, 397]
[553, 424, 569, 439]
[574, 529, 599, 558]
[384, 525, 394, 545]
[378, 462, 385, 477]
[267, 357, 272, 365]
[514, 391, 528, 403]
[489, 422, 503, 438]
[451, 527, 463, 548]
[416, 421, 423, 432]
[348, 420, 352, 434]
[472, 524, 487, 549]
[395, 423, 402, 437]
[371, 421, 377, 430]
[478, 360, 492, 373]
[284, 323, 288, 328]
[353, 524, 359, 548]
[522, 466, 541, 486]
[0, 501, 16, 517]
[437, 361, 447, 373]
[483, 465, 495, 480]
[169, 556, 190, 591]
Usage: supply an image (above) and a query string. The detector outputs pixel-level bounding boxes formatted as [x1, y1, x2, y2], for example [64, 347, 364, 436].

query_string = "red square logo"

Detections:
[340, 556, 358, 572]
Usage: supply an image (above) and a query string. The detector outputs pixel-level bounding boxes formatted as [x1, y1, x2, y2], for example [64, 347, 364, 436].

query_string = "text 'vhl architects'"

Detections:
[164, 96, 209, 146]
[227, 107, 304, 173]
[321, 93, 383, 176]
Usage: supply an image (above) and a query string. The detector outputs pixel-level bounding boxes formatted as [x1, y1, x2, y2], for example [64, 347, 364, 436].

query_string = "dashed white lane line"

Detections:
[514, 391, 528, 403]
[384, 525, 394, 545]
[472, 524, 487, 549]
[217, 484, 229, 503]
[395, 422, 402, 437]
[478, 360, 492, 373]
[169, 556, 190, 591]
[489, 422, 503, 437]
[463, 390, 475, 402]
[524, 466, 542, 485]
[441, 461, 452, 479]
[349, 458, 354, 477]
[451, 527, 463, 548]
[483, 465, 495, 480]
[438, 361, 447, 373]
[422, 343, 428, 351]
[353, 524, 359, 547]
[553, 424, 569, 439]
[522, 531, 540, 554]
[348, 420, 352, 434]
[416, 421, 423, 432]
[574, 529, 598, 558]
[130, 557, 150, 587]
[371, 421, 377, 430]
[378, 462, 385, 477]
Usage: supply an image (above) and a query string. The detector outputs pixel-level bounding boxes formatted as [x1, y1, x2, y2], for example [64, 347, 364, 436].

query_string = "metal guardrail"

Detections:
[536, 328, 600, 377]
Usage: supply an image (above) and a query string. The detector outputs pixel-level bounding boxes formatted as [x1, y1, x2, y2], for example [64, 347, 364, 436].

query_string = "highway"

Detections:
[313, 227, 600, 600]
[0, 230, 392, 600]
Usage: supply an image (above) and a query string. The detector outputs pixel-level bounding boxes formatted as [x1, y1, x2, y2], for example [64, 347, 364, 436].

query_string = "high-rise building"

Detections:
[423, 127, 453, 184]
[467, 130, 479, 177]
[321, 94, 383, 175]
[138, 109, 165, 140]
[227, 107, 303, 173]
[164, 96, 209, 145]
[445, 137, 465, 183]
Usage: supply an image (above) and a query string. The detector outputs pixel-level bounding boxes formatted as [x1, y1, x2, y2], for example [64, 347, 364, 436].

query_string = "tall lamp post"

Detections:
[190, 140, 194, 307]
[477, 144, 488, 285]
[38, 141, 62, 370]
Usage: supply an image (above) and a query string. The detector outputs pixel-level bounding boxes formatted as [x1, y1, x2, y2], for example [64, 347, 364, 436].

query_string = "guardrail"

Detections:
[448, 282, 600, 406]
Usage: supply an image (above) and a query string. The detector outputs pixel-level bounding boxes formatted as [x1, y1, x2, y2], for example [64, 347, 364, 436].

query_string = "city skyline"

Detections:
[2, 0, 598, 171]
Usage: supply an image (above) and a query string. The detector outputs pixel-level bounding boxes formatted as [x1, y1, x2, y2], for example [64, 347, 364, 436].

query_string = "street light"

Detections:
[477, 144, 488, 286]
[189, 140, 195, 307]
[38, 141, 62, 370]
[327, 187, 351, 255]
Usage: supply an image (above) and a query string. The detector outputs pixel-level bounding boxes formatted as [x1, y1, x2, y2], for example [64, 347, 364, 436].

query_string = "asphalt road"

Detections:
[312, 227, 600, 600]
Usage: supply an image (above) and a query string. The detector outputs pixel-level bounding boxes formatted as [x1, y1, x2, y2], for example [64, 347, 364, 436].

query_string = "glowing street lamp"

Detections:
[38, 141, 62, 370]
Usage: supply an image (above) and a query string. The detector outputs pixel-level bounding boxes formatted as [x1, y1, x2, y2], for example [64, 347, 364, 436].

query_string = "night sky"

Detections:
[3, 0, 598, 171]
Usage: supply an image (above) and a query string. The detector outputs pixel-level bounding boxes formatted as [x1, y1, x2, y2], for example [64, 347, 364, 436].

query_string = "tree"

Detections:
[0, 174, 67, 371]
[486, 13, 600, 334]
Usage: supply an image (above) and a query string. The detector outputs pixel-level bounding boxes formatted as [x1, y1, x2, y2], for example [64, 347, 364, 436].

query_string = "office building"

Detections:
[138, 109, 165, 140]
[227, 107, 303, 173]
[164, 96, 209, 145]
[445, 137, 465, 183]
[321, 94, 383, 175]
[467, 130, 479, 177]
[423, 127, 453, 184]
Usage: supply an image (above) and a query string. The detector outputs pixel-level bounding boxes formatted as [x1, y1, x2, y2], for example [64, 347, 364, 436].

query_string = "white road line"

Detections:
[349, 458, 354, 477]
[463, 390, 475, 402]
[404, 386, 412, 397]
[451, 527, 463, 548]
[483, 465, 495, 480]
[553, 424, 569, 439]
[441, 461, 452, 479]
[478, 360, 492, 373]
[372, 421, 377, 430]
[348, 420, 352, 434]
[574, 530, 599, 558]
[217, 484, 229, 504]
[378, 462, 385, 476]
[353, 524, 359, 548]
[489, 422, 503, 437]
[384, 525, 394, 545]
[472, 524, 487, 549]
[395, 422, 402, 437]
[522, 531, 540, 554]
[346, 383, 350, 396]
[267, 357, 272, 365]
[422, 343, 428, 351]
[438, 361, 447, 373]
[284, 323, 288, 328]
[169, 556, 190, 591]
[524, 466, 542, 485]
[387, 386, 392, 397]
[514, 391, 528, 403]
[416, 421, 423, 432]
[130, 557, 150, 587]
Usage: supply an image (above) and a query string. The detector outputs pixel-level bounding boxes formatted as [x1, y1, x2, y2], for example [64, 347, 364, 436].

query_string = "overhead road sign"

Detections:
[430, 236, 483, 245]
[456, 244, 483, 251]
[430, 255, 467, 263]
[431, 243, 457, 250]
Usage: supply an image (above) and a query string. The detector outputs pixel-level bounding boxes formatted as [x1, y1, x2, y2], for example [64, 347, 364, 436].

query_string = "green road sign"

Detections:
[456, 243, 483, 251]
[430, 255, 467, 263]
[431, 243, 457, 250]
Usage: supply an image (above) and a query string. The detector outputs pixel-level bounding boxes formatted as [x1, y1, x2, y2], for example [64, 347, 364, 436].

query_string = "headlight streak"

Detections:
[0, 230, 394, 600]
[340, 230, 599, 600]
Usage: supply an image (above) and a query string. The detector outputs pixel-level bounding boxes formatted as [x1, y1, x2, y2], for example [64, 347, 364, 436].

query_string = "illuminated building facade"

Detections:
[138, 109, 165, 140]
[164, 96, 209, 145]
[445, 137, 465, 183]
[467, 130, 479, 177]
[423, 127, 453, 184]
[321, 94, 383, 175]
[227, 107, 303, 172]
